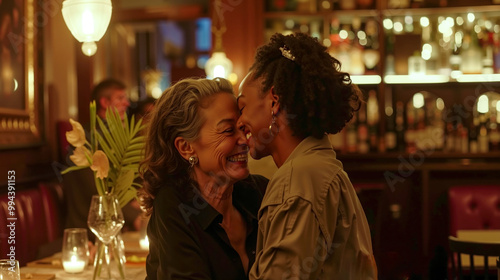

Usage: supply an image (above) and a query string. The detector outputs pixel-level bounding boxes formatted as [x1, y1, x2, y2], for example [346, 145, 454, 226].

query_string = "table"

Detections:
[20, 231, 148, 280]
[456, 230, 500, 269]
[21, 265, 146, 280]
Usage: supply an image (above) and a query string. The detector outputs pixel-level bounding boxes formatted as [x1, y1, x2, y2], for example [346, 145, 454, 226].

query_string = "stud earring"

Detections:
[188, 155, 198, 167]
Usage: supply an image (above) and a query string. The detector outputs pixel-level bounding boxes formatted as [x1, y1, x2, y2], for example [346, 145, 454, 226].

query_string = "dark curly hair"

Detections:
[139, 78, 234, 215]
[250, 32, 362, 139]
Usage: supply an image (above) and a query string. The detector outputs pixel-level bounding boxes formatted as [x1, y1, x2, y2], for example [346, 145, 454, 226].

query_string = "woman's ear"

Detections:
[174, 136, 194, 160]
[270, 86, 280, 113]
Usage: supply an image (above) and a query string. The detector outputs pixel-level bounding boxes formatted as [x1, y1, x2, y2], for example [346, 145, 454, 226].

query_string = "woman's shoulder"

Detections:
[152, 183, 187, 212]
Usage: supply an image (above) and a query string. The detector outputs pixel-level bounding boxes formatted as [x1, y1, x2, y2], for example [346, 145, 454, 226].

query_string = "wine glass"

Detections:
[87, 195, 124, 279]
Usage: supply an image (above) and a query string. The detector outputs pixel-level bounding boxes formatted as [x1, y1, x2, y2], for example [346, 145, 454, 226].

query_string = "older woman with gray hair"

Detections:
[140, 77, 268, 280]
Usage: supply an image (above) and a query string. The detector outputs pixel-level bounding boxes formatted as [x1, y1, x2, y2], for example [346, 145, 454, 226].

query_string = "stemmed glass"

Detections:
[87, 194, 125, 279]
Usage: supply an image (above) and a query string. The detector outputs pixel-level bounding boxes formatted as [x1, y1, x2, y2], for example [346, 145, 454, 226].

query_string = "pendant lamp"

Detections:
[62, 0, 112, 56]
[205, 0, 233, 79]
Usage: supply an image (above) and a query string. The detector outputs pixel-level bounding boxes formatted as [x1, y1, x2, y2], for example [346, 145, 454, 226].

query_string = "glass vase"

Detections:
[93, 232, 126, 280]
[87, 194, 125, 280]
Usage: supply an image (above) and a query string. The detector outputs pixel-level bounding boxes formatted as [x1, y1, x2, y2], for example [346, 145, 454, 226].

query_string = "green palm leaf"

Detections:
[96, 107, 146, 207]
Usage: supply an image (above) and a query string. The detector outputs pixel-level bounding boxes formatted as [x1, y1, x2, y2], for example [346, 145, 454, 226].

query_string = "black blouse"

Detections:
[146, 174, 268, 280]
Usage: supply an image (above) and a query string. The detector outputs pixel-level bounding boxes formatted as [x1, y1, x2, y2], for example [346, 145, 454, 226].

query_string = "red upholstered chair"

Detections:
[0, 200, 12, 261]
[38, 183, 65, 242]
[448, 185, 500, 237]
[448, 185, 500, 279]
[17, 189, 49, 265]
[0, 189, 44, 266]
[0, 186, 63, 266]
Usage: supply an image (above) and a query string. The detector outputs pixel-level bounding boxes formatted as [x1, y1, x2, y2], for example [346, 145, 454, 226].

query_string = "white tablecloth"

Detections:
[21, 264, 146, 280]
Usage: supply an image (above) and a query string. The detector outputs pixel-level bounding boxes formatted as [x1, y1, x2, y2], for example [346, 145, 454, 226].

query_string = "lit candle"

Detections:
[139, 235, 149, 251]
[63, 255, 86, 273]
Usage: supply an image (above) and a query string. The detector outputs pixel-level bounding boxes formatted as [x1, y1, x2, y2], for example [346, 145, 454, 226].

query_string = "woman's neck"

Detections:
[270, 126, 304, 168]
[197, 176, 234, 216]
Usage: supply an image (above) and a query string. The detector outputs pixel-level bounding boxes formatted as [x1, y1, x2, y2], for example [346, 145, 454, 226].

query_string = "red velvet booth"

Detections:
[0, 183, 64, 266]
[447, 185, 500, 279]
[448, 185, 500, 237]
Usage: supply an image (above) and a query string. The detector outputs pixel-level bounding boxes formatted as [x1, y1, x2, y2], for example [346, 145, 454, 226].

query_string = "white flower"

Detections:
[70, 146, 90, 167]
[91, 150, 109, 179]
[66, 119, 86, 147]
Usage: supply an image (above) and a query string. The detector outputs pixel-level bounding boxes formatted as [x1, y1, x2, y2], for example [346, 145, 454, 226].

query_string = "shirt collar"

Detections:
[282, 135, 334, 167]
[184, 180, 259, 231]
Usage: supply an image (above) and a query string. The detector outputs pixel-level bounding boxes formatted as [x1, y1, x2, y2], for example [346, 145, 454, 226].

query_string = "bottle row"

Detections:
[266, 0, 500, 12]
[266, 0, 376, 11]
[264, 11, 500, 77]
[329, 90, 500, 154]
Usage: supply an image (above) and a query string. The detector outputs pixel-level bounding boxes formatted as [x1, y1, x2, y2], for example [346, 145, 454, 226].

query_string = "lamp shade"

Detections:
[62, 0, 112, 43]
[205, 52, 233, 79]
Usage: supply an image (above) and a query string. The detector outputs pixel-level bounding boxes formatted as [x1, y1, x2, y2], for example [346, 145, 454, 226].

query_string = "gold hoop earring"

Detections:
[269, 110, 279, 138]
[188, 155, 198, 167]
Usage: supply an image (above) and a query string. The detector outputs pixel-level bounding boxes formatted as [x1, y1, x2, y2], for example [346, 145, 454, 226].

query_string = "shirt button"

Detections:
[252, 251, 255, 255]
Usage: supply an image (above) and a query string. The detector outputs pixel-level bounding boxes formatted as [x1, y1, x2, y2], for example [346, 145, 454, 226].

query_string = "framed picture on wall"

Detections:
[0, 0, 43, 149]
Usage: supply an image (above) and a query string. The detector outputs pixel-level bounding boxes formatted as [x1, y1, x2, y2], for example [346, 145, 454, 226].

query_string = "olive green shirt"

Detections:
[249, 136, 377, 280]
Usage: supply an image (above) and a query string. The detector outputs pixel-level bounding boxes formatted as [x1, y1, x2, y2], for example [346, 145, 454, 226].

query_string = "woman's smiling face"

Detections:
[191, 92, 249, 186]
[237, 75, 274, 160]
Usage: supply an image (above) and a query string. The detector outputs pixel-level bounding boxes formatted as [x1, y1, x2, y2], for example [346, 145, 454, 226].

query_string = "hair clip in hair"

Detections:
[279, 46, 296, 61]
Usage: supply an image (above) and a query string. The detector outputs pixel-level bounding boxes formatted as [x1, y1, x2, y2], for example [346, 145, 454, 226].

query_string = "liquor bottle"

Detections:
[405, 106, 417, 153]
[494, 32, 500, 73]
[408, 51, 426, 76]
[469, 116, 479, 153]
[267, 0, 298, 11]
[450, 35, 462, 79]
[445, 122, 455, 152]
[339, 0, 356, 9]
[478, 115, 489, 153]
[350, 20, 366, 75]
[385, 32, 396, 75]
[427, 99, 445, 151]
[310, 21, 321, 40]
[387, 0, 410, 8]
[482, 32, 494, 74]
[488, 114, 500, 151]
[410, 0, 424, 8]
[461, 30, 483, 74]
[357, 0, 375, 9]
[414, 109, 426, 151]
[456, 121, 469, 153]
[297, 0, 317, 12]
[424, 25, 439, 75]
[363, 20, 380, 74]
[329, 18, 341, 46]
[395, 101, 405, 152]
[357, 102, 369, 153]
[384, 91, 397, 152]
[367, 90, 379, 152]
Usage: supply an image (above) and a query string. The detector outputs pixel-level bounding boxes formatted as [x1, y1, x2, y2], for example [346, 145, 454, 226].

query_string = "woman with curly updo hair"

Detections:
[140, 77, 267, 280]
[238, 33, 377, 279]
